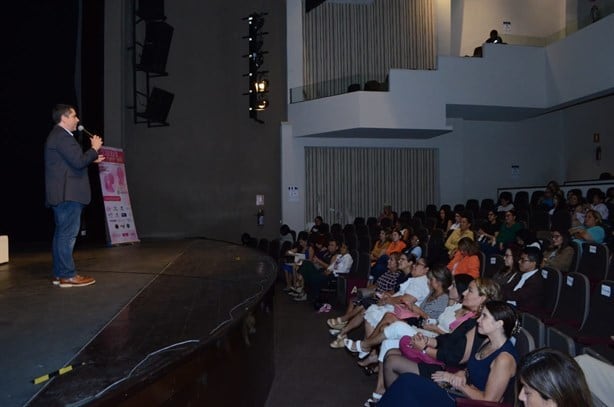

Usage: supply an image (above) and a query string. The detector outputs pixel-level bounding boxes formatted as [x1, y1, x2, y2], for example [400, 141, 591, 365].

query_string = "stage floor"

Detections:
[0, 239, 275, 406]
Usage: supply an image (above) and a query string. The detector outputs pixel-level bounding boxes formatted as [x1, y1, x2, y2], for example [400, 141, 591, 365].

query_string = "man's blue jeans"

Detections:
[52, 201, 84, 279]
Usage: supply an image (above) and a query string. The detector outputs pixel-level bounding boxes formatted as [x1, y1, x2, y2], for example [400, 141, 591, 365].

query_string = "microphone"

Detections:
[77, 125, 94, 137]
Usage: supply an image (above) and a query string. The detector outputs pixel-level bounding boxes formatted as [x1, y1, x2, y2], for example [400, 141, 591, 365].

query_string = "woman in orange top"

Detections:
[386, 228, 407, 256]
[447, 237, 480, 279]
[371, 228, 391, 267]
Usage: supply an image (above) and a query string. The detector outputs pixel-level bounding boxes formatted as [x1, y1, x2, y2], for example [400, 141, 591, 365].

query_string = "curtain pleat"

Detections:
[305, 147, 437, 224]
[303, 0, 436, 100]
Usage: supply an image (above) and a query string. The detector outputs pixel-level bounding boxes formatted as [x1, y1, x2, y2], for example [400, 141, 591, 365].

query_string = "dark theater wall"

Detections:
[117, 0, 287, 243]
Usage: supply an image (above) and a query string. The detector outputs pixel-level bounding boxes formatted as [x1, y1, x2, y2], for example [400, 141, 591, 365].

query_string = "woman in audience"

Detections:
[370, 228, 390, 267]
[327, 253, 402, 336]
[492, 247, 520, 286]
[448, 210, 463, 234]
[381, 278, 501, 393]
[542, 228, 574, 273]
[570, 209, 605, 244]
[405, 233, 423, 260]
[371, 228, 407, 281]
[590, 189, 609, 221]
[482, 210, 501, 241]
[476, 218, 498, 256]
[518, 348, 593, 407]
[496, 209, 522, 252]
[378, 301, 519, 406]
[386, 228, 407, 255]
[447, 237, 480, 279]
[345, 265, 452, 357]
[497, 191, 515, 213]
[437, 206, 454, 233]
[282, 231, 311, 292]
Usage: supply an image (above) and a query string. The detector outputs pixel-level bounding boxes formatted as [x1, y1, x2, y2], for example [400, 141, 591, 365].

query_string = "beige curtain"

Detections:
[305, 147, 437, 225]
[303, 0, 436, 99]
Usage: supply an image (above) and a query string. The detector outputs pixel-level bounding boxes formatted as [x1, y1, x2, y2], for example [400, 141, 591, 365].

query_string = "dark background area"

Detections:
[1, 1, 105, 248]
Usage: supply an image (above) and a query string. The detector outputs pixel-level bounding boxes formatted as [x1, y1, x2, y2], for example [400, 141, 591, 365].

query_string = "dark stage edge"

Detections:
[0, 239, 276, 407]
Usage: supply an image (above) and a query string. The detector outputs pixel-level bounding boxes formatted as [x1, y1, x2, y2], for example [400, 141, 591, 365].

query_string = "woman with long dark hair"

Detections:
[517, 348, 593, 407]
[542, 228, 574, 273]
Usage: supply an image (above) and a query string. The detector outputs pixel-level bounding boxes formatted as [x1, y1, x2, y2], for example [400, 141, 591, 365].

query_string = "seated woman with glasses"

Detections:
[492, 247, 520, 286]
[542, 228, 574, 273]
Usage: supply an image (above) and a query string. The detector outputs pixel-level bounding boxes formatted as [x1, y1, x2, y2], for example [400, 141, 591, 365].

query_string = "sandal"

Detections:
[326, 317, 347, 329]
[317, 303, 332, 313]
[344, 339, 370, 359]
[362, 364, 379, 376]
[357, 350, 378, 367]
[328, 328, 341, 336]
[329, 334, 347, 349]
[363, 392, 382, 407]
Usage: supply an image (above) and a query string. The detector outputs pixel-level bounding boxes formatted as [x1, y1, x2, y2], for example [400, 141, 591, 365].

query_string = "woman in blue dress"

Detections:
[379, 301, 519, 406]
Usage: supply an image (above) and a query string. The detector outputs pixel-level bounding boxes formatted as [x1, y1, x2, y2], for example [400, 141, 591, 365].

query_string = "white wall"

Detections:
[562, 95, 614, 181]
[450, 0, 566, 56]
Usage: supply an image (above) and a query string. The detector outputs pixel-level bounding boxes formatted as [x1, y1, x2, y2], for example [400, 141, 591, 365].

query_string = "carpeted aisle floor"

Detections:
[266, 282, 376, 407]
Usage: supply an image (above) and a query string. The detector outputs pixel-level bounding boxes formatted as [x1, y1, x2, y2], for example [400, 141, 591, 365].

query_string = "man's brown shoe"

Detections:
[58, 275, 96, 288]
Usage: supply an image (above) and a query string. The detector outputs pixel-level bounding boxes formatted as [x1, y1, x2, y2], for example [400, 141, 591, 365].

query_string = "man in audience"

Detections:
[444, 213, 474, 257]
[501, 246, 544, 313]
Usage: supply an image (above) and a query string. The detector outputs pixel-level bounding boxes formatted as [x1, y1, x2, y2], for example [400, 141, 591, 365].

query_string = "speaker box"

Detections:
[143, 87, 174, 123]
[138, 21, 173, 74]
[137, 0, 165, 21]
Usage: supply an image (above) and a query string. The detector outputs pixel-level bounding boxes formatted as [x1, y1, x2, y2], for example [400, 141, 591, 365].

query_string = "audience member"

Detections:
[501, 246, 544, 313]
[370, 228, 391, 267]
[309, 215, 328, 236]
[496, 209, 522, 252]
[518, 348, 593, 407]
[485, 29, 503, 44]
[542, 228, 574, 273]
[575, 352, 614, 406]
[444, 214, 474, 256]
[279, 224, 294, 245]
[492, 247, 520, 286]
[447, 237, 480, 279]
[515, 228, 542, 251]
[281, 231, 310, 292]
[404, 233, 423, 259]
[437, 206, 454, 233]
[371, 228, 407, 281]
[448, 210, 463, 233]
[590, 189, 609, 221]
[497, 191, 514, 213]
[378, 204, 395, 225]
[570, 209, 605, 244]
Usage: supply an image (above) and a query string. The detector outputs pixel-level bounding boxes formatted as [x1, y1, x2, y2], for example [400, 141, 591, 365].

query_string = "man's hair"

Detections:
[522, 246, 543, 266]
[52, 104, 75, 124]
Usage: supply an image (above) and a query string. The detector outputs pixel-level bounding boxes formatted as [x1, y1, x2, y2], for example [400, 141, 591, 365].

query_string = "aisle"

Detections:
[266, 282, 374, 406]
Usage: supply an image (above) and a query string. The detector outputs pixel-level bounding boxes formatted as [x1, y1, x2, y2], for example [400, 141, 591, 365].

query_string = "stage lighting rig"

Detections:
[242, 12, 269, 123]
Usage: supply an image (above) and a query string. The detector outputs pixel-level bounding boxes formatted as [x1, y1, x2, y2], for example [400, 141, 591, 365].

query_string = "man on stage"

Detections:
[44, 104, 105, 287]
